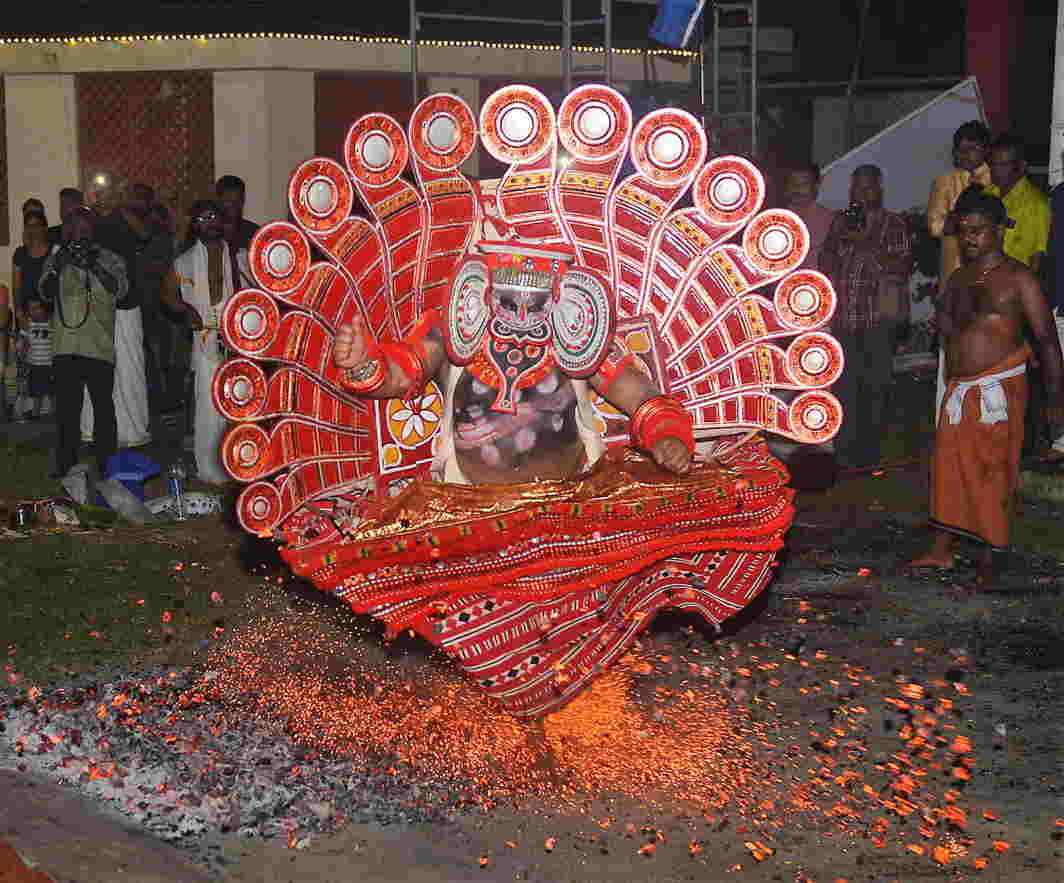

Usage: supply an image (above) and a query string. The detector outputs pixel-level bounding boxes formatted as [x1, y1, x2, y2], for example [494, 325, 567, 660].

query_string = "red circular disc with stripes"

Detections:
[558, 84, 632, 161]
[786, 332, 844, 388]
[408, 93, 477, 172]
[212, 358, 268, 421]
[741, 209, 809, 276]
[773, 270, 836, 330]
[479, 85, 556, 165]
[788, 390, 843, 444]
[223, 423, 273, 482]
[249, 222, 311, 295]
[629, 108, 707, 186]
[288, 158, 353, 235]
[237, 481, 283, 534]
[221, 290, 281, 356]
[345, 113, 409, 188]
[692, 156, 765, 225]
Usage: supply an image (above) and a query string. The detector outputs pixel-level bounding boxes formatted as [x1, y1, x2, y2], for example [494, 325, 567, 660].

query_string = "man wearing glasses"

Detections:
[160, 201, 249, 485]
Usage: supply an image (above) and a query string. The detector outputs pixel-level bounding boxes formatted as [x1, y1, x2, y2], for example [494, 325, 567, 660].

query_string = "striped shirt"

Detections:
[820, 211, 913, 332]
[23, 321, 53, 367]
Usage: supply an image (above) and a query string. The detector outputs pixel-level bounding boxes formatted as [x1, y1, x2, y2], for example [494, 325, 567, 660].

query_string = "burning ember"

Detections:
[0, 589, 1040, 876]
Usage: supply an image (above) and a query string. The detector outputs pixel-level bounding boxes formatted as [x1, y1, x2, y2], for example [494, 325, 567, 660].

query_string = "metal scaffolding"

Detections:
[409, 1, 615, 105]
[710, 0, 758, 157]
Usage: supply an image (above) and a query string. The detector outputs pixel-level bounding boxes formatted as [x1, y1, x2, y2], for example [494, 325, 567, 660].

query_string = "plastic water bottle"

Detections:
[167, 462, 187, 521]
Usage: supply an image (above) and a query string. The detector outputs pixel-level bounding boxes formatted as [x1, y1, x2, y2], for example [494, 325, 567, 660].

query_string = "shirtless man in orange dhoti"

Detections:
[909, 188, 1064, 585]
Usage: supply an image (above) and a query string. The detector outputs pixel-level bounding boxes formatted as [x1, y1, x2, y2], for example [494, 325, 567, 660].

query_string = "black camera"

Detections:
[65, 238, 99, 270]
[842, 202, 866, 232]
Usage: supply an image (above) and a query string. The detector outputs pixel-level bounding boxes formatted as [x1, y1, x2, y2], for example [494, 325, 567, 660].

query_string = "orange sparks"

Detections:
[991, 840, 1010, 853]
[944, 805, 967, 828]
[973, 857, 989, 869]
[949, 735, 972, 754]
[982, 810, 998, 821]
[688, 841, 704, 856]
[898, 682, 925, 700]
[931, 846, 952, 865]
[637, 843, 656, 856]
[906, 844, 925, 856]
[744, 841, 774, 861]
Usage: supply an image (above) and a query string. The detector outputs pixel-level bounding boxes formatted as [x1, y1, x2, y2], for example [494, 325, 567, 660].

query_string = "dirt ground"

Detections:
[2, 462, 1063, 883]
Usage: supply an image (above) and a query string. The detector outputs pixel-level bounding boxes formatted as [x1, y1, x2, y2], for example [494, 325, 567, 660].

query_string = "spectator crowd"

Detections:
[0, 175, 258, 486]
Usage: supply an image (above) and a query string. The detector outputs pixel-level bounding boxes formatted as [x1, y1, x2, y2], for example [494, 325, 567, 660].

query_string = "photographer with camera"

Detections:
[38, 205, 128, 480]
[820, 164, 913, 471]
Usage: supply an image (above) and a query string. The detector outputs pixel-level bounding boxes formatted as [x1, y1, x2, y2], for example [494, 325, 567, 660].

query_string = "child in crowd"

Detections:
[17, 296, 53, 421]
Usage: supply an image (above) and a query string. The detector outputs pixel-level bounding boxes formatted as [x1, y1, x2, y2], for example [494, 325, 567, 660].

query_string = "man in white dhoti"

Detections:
[81, 184, 153, 448]
[160, 200, 247, 484]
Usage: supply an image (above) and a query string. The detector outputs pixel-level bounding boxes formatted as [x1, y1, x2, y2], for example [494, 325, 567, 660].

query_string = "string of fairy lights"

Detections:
[0, 32, 696, 59]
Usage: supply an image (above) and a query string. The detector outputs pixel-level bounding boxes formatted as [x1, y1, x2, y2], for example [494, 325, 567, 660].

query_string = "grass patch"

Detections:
[0, 439, 60, 502]
[1, 528, 210, 683]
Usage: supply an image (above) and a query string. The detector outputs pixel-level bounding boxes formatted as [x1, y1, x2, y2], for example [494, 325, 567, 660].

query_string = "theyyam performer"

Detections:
[213, 84, 845, 717]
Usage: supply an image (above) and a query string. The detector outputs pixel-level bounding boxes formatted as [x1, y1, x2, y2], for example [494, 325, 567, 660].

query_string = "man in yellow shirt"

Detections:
[985, 134, 1059, 463]
[927, 121, 993, 294]
[986, 135, 1050, 271]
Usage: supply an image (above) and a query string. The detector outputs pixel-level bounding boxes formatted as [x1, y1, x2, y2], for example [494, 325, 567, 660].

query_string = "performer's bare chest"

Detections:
[451, 369, 586, 483]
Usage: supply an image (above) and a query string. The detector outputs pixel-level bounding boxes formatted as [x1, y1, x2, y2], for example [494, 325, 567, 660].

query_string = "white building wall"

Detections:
[3, 74, 79, 285]
[213, 70, 315, 226]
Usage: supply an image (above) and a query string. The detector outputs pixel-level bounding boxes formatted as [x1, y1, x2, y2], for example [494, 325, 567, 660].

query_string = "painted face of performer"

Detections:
[956, 211, 1002, 262]
[192, 205, 225, 243]
[491, 286, 552, 334]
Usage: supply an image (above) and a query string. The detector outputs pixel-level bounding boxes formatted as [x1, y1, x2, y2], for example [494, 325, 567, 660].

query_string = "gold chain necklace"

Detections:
[974, 255, 1005, 285]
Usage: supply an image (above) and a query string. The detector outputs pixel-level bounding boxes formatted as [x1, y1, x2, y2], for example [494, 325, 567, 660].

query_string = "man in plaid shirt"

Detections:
[820, 164, 913, 469]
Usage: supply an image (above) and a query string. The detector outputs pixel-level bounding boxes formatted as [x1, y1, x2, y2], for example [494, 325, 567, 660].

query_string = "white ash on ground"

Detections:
[0, 665, 453, 875]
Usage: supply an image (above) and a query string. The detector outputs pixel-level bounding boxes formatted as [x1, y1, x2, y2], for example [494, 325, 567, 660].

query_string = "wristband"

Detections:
[379, 341, 427, 400]
[340, 355, 388, 395]
[629, 394, 694, 456]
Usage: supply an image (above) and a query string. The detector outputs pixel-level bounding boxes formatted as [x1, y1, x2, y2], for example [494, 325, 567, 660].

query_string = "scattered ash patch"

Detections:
[0, 663, 452, 875]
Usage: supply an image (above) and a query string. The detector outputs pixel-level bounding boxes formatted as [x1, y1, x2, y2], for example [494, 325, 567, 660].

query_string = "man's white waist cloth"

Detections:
[943, 362, 1026, 426]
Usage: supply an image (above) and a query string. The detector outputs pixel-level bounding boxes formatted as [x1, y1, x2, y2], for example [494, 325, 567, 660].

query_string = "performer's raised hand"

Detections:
[652, 436, 692, 475]
[334, 315, 372, 370]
